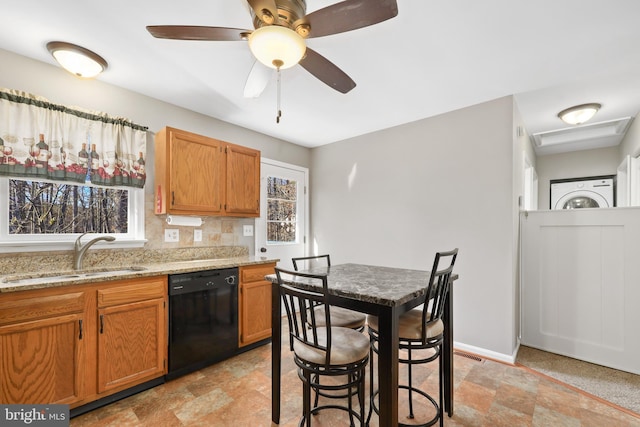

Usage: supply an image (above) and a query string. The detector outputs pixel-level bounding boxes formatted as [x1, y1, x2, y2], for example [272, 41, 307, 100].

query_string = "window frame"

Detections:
[0, 176, 146, 253]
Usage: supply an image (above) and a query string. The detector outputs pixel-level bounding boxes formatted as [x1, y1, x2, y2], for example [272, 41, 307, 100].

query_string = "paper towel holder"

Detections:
[165, 215, 203, 227]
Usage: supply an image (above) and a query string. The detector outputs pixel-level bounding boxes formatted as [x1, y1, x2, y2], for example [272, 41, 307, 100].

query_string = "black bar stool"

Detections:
[367, 249, 458, 427]
[276, 267, 370, 426]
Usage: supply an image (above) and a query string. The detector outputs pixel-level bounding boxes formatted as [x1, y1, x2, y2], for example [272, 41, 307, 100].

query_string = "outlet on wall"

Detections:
[243, 224, 254, 237]
[194, 229, 202, 242]
[165, 229, 179, 242]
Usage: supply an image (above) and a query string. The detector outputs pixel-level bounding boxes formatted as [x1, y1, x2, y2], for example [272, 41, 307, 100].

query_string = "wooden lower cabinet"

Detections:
[97, 278, 167, 394]
[0, 290, 88, 405]
[238, 263, 275, 347]
[0, 276, 167, 409]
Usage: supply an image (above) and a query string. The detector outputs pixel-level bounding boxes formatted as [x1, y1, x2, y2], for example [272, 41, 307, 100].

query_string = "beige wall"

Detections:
[0, 48, 311, 253]
[310, 96, 519, 358]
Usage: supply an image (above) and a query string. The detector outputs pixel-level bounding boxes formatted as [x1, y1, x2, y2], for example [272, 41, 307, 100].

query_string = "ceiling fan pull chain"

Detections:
[276, 63, 282, 124]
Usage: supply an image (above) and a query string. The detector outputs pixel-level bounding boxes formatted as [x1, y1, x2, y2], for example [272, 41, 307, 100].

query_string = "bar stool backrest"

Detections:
[421, 248, 458, 343]
[292, 254, 331, 271]
[275, 267, 333, 369]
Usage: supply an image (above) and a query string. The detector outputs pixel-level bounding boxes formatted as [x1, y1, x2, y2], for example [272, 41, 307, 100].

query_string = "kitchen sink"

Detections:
[1, 266, 147, 285]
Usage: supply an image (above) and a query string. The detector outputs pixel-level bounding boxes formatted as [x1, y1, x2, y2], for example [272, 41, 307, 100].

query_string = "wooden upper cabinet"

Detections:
[155, 126, 260, 217]
[155, 127, 225, 216]
[226, 143, 260, 217]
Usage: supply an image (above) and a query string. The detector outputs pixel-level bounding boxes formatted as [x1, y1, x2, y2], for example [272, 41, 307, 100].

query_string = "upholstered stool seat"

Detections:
[367, 310, 444, 342]
[293, 327, 370, 366]
[313, 306, 367, 330]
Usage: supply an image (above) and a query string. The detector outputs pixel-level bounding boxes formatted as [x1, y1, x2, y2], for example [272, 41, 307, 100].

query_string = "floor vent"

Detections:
[454, 351, 483, 362]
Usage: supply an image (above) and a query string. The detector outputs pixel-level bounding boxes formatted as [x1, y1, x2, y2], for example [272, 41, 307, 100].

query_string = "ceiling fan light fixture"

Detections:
[47, 41, 108, 78]
[248, 26, 306, 70]
[557, 103, 601, 125]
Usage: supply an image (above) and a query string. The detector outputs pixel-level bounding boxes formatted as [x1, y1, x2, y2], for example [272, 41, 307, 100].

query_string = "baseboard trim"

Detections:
[453, 341, 517, 365]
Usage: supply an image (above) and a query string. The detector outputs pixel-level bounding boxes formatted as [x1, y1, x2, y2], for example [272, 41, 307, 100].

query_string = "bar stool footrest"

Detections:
[368, 385, 441, 427]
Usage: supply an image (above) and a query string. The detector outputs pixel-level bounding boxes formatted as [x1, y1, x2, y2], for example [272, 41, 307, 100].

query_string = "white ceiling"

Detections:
[1, 0, 640, 151]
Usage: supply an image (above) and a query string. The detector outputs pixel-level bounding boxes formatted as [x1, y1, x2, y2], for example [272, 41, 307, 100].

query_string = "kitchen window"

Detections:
[0, 176, 145, 253]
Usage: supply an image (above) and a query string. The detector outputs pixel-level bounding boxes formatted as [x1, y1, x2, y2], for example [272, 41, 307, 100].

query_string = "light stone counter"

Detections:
[0, 255, 279, 293]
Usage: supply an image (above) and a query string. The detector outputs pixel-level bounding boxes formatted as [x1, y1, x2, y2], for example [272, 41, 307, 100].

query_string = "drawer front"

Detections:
[98, 277, 167, 308]
[240, 264, 275, 283]
[0, 292, 85, 326]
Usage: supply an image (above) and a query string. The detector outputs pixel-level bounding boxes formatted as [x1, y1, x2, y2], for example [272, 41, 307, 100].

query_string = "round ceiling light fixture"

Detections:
[47, 41, 108, 78]
[248, 26, 306, 70]
[557, 103, 602, 125]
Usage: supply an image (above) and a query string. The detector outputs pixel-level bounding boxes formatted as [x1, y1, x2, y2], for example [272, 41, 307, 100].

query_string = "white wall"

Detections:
[310, 96, 518, 359]
[535, 146, 620, 210]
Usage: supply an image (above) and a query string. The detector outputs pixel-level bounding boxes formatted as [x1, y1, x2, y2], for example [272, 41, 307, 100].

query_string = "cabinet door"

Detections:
[0, 313, 86, 405]
[169, 129, 225, 215]
[225, 143, 260, 217]
[239, 264, 274, 346]
[97, 297, 166, 394]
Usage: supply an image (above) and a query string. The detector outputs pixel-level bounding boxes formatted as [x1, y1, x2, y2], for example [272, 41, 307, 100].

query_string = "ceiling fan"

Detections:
[147, 0, 398, 98]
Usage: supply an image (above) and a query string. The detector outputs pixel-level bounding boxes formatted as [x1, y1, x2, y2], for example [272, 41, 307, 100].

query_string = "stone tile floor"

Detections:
[72, 327, 640, 426]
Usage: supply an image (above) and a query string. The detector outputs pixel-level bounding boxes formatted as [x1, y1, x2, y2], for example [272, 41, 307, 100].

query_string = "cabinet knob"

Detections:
[260, 247, 267, 253]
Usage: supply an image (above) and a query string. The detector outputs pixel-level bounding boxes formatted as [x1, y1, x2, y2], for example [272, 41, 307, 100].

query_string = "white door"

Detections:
[255, 158, 308, 270]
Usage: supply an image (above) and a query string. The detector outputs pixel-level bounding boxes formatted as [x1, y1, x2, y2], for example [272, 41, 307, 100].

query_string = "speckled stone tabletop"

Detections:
[267, 263, 457, 307]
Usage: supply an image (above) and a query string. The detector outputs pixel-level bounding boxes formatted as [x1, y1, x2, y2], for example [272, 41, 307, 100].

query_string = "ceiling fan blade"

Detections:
[244, 60, 272, 98]
[299, 48, 356, 94]
[299, 0, 398, 38]
[247, 0, 279, 24]
[146, 25, 250, 41]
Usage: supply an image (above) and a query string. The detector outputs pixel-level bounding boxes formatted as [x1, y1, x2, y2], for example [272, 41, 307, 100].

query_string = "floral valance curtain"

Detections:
[0, 88, 147, 188]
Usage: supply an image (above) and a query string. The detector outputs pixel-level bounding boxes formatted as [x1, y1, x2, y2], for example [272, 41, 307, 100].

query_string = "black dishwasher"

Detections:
[167, 267, 238, 380]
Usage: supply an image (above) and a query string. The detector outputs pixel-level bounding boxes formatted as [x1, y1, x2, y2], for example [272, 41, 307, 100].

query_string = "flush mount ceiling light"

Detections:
[247, 26, 306, 70]
[557, 103, 601, 125]
[46, 41, 108, 78]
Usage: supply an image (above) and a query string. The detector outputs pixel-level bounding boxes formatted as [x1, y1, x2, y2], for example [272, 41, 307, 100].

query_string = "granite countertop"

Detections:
[0, 256, 279, 293]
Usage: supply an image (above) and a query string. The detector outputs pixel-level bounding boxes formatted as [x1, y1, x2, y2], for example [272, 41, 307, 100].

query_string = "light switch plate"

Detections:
[243, 224, 254, 237]
[165, 229, 179, 242]
[194, 229, 202, 242]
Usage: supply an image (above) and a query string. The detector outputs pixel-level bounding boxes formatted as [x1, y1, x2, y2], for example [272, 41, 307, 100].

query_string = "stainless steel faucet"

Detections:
[74, 233, 116, 270]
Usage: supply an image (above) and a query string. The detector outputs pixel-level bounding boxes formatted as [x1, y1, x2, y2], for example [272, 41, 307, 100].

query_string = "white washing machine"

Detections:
[550, 176, 615, 210]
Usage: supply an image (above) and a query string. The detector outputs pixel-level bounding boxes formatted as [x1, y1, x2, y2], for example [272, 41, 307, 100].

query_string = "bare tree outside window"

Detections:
[8, 179, 128, 234]
[266, 176, 297, 243]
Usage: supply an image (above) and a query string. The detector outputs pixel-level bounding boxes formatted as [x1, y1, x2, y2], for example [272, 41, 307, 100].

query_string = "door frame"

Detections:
[256, 157, 310, 262]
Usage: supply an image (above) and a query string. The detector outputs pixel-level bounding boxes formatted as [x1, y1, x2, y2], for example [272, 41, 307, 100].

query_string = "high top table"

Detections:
[268, 263, 458, 426]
